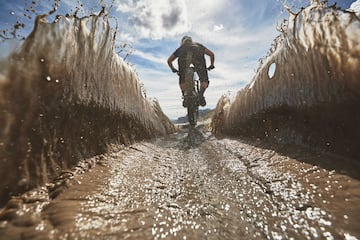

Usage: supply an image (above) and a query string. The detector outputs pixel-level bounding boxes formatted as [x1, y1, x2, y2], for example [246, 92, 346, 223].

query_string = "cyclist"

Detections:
[167, 36, 215, 107]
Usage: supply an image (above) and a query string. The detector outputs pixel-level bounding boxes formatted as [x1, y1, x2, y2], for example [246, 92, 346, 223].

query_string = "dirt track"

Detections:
[1, 126, 359, 239]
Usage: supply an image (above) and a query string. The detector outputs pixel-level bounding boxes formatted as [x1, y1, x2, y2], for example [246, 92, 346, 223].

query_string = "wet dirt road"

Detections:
[1, 127, 360, 239]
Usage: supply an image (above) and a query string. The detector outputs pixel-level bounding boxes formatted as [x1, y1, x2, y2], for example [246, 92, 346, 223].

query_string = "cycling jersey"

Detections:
[173, 43, 206, 69]
[172, 43, 209, 83]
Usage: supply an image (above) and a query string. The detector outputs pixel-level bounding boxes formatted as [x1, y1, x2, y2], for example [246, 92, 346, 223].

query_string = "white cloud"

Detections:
[118, 31, 135, 43]
[213, 24, 224, 32]
[349, 0, 360, 17]
[184, 0, 230, 22]
[115, 0, 190, 39]
[133, 49, 167, 65]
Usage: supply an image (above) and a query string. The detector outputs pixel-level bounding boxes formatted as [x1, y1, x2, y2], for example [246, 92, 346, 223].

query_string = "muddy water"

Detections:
[0, 127, 359, 239]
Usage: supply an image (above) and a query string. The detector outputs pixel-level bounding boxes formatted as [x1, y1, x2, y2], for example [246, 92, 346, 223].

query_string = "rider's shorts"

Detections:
[179, 67, 209, 84]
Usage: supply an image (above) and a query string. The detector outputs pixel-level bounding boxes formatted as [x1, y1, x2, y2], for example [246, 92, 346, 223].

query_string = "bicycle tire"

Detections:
[187, 98, 198, 127]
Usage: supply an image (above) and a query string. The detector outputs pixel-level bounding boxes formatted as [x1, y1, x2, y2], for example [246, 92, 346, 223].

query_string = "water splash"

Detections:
[212, 2, 360, 159]
[0, 13, 174, 205]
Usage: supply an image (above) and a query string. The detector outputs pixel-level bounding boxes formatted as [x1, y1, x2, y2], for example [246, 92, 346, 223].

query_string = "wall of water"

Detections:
[0, 15, 175, 205]
[212, 3, 360, 160]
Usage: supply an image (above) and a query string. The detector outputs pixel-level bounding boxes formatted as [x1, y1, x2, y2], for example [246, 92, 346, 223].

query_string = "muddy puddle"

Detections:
[0, 127, 359, 239]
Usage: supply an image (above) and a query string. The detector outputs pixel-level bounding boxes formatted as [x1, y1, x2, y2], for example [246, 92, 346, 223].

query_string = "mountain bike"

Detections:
[174, 65, 212, 146]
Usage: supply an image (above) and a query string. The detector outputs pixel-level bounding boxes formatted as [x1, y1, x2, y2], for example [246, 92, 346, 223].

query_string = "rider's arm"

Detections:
[167, 54, 178, 72]
[204, 48, 215, 66]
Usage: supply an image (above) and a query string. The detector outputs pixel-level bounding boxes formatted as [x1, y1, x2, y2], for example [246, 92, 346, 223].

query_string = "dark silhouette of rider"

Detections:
[167, 36, 215, 107]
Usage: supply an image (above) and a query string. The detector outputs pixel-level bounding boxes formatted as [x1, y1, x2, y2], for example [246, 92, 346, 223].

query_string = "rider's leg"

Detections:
[199, 81, 209, 96]
[198, 81, 208, 106]
[196, 67, 209, 106]
[197, 68, 209, 97]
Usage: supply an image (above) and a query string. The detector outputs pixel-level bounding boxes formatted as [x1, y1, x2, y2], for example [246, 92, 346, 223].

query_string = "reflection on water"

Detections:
[0, 131, 359, 239]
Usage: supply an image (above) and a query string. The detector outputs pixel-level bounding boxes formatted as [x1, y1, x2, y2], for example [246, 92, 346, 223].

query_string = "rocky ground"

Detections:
[0, 125, 359, 239]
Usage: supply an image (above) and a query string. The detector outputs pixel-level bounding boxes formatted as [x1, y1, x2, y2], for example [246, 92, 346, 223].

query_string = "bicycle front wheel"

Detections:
[187, 103, 198, 127]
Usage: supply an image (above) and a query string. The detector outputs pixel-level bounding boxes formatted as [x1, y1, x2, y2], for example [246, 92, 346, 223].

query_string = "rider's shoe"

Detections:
[199, 96, 206, 106]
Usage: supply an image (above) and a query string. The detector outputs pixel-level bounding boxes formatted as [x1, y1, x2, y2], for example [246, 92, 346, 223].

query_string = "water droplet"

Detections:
[55, 79, 60, 83]
[40, 58, 45, 62]
[35, 222, 45, 231]
[10, 11, 15, 15]
[344, 215, 348, 219]
[224, 203, 230, 211]
[46, 76, 51, 81]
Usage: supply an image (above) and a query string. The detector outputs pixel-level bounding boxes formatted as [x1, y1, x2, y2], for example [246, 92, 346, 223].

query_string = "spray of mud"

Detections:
[0, 10, 175, 205]
[212, 1, 360, 160]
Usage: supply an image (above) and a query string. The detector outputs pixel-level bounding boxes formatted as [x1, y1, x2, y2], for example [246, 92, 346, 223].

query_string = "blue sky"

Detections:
[0, 0, 357, 119]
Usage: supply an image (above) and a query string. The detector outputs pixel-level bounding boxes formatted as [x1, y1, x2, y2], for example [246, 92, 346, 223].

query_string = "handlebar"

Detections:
[172, 65, 215, 74]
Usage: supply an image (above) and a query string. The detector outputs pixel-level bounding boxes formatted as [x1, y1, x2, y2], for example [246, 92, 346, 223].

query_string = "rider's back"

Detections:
[175, 43, 206, 70]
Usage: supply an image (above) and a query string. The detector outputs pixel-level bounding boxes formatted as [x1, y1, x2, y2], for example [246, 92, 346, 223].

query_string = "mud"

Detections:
[1, 125, 359, 239]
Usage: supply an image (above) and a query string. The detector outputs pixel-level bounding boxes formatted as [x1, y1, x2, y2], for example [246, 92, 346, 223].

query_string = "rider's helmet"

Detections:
[181, 35, 192, 45]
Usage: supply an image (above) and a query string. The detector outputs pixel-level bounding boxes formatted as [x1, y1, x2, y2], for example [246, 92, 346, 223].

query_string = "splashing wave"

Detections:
[212, 2, 360, 159]
[0, 14, 174, 205]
